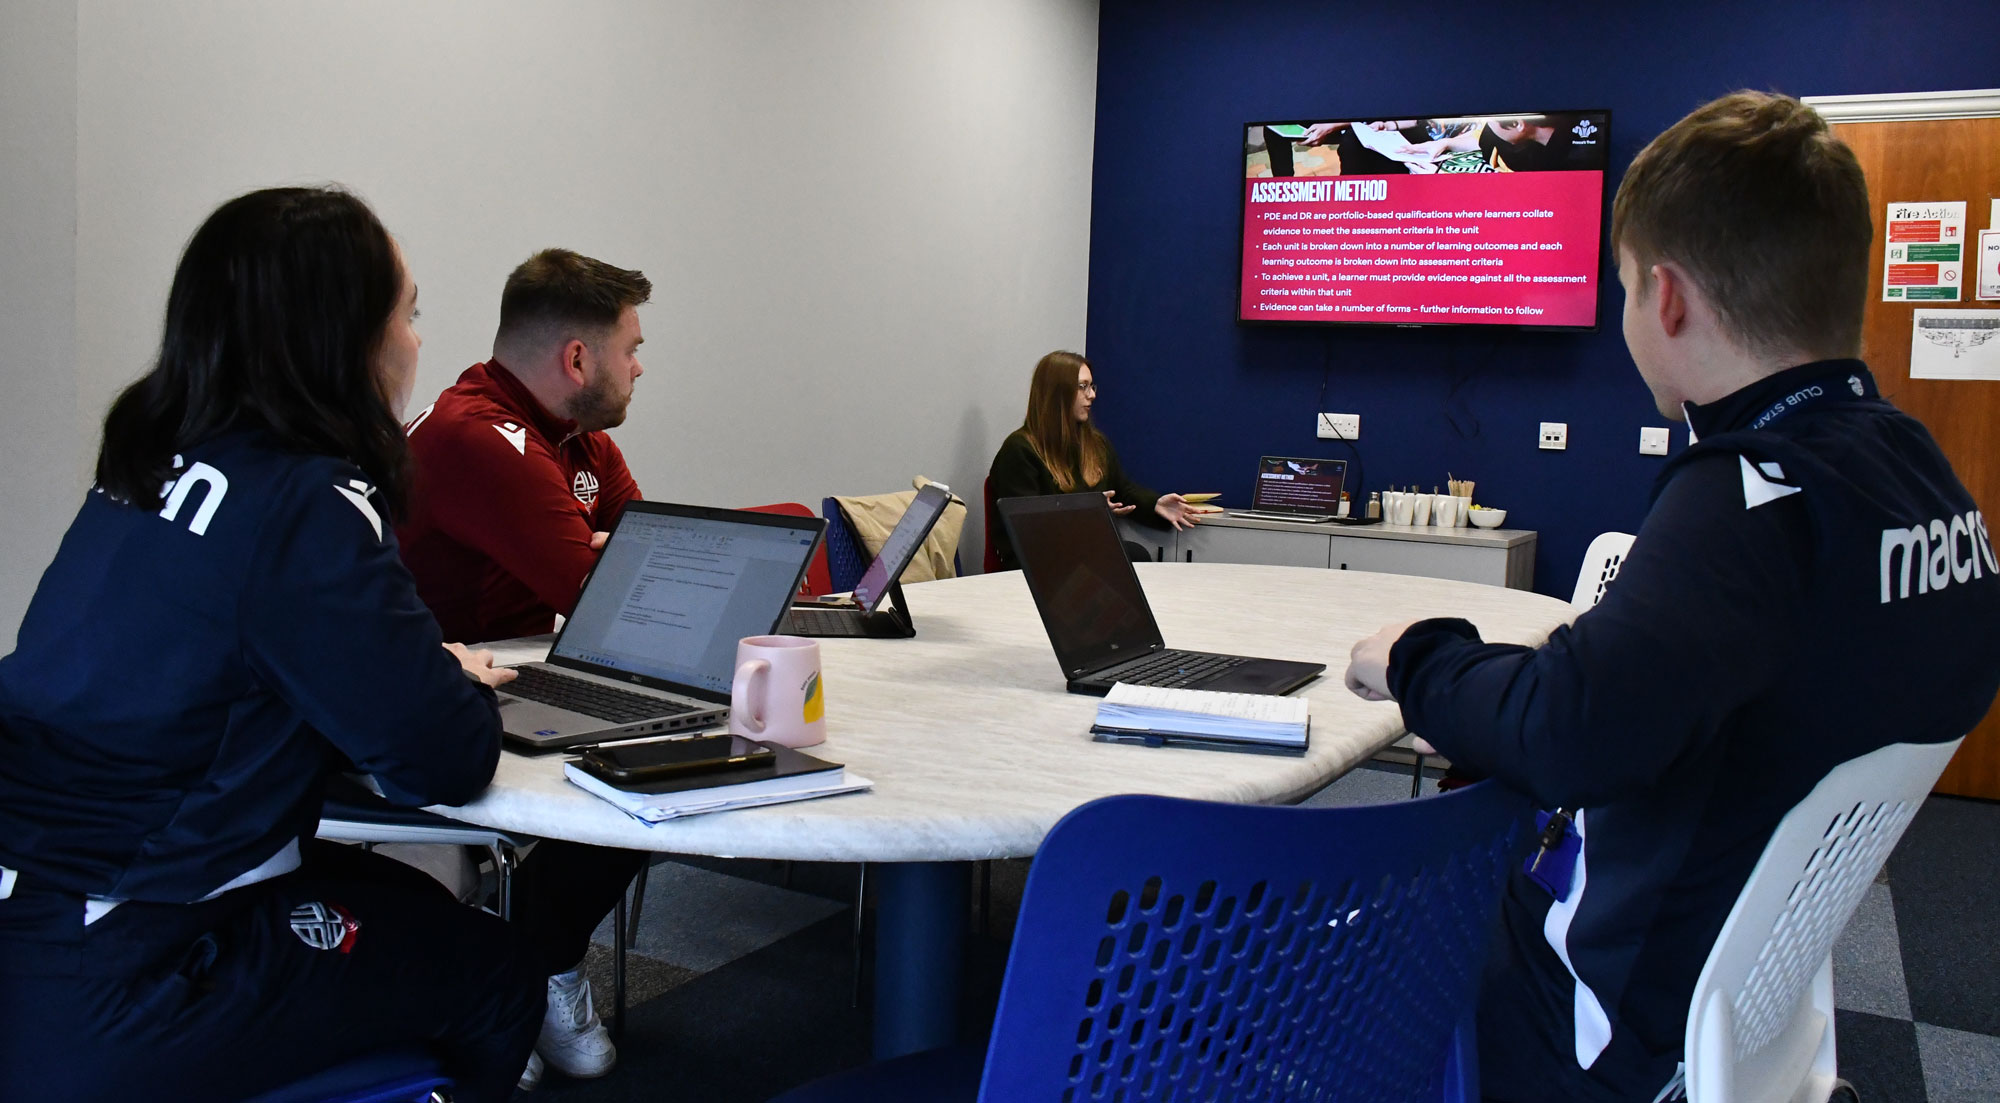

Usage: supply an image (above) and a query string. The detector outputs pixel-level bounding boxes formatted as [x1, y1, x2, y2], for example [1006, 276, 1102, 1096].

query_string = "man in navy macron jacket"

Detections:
[1344, 93, 2000, 1101]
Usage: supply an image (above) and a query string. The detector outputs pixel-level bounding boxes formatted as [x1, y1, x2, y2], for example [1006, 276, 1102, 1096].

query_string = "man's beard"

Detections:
[568, 371, 629, 431]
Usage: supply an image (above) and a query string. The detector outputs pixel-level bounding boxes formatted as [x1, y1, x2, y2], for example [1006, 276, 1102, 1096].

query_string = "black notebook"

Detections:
[564, 741, 870, 822]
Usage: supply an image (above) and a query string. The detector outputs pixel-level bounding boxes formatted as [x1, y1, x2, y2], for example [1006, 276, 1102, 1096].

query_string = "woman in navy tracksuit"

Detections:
[0, 187, 543, 1101]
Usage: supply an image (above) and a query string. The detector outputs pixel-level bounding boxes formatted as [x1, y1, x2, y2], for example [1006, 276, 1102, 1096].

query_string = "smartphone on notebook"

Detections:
[574, 735, 773, 785]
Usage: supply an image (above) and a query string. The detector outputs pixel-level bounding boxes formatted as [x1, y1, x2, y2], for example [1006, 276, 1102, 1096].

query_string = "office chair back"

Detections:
[746, 502, 833, 596]
[1683, 738, 1961, 1103]
[1572, 531, 1637, 611]
[241, 1045, 451, 1103]
[821, 493, 963, 592]
[820, 497, 872, 593]
[978, 782, 1532, 1102]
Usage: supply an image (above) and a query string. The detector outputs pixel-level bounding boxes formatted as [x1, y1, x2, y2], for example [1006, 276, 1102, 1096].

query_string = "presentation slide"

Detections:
[1240, 114, 1608, 328]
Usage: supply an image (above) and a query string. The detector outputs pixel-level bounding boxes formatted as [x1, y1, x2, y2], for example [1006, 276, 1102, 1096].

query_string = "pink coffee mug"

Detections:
[728, 635, 826, 748]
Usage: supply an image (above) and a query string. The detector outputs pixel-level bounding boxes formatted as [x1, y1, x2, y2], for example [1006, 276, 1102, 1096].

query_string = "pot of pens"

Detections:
[1444, 477, 1474, 528]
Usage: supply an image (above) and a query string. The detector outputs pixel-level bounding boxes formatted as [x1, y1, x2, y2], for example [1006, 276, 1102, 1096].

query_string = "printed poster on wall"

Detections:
[1909, 309, 2000, 381]
[1883, 201, 1966, 302]
[1980, 230, 2000, 302]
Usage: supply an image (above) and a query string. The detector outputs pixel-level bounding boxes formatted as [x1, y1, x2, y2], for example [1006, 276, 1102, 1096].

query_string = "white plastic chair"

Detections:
[1572, 531, 1637, 611]
[1398, 531, 1641, 795]
[1681, 737, 1962, 1103]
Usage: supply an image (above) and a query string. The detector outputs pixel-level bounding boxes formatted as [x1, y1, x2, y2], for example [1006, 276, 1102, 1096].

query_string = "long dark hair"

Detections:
[1022, 350, 1108, 492]
[94, 186, 412, 517]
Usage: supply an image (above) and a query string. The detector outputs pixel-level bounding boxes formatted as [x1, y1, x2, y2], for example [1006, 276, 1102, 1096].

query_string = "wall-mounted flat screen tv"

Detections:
[1239, 111, 1610, 330]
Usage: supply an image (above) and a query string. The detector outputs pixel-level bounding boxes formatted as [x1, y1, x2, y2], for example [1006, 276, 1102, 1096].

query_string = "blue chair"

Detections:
[821, 497, 872, 593]
[774, 780, 1532, 1102]
[820, 496, 962, 592]
[242, 1045, 451, 1103]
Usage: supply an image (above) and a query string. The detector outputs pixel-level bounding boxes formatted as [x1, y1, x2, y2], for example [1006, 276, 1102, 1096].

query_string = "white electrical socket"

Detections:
[1317, 413, 1360, 440]
[1639, 427, 1670, 456]
[1539, 422, 1568, 450]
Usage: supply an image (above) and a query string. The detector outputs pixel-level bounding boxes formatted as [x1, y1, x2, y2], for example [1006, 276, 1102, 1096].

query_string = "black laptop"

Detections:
[495, 502, 826, 750]
[783, 482, 952, 639]
[997, 492, 1326, 696]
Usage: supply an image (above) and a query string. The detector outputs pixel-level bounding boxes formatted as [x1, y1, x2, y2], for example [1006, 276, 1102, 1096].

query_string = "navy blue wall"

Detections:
[1086, 0, 2000, 596]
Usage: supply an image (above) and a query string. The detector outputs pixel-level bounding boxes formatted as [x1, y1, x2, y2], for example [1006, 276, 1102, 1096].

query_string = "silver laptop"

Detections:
[1228, 456, 1348, 523]
[496, 502, 826, 750]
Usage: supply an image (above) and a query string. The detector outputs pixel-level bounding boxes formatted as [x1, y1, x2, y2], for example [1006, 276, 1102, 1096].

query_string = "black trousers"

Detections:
[0, 841, 543, 1103]
[510, 839, 651, 976]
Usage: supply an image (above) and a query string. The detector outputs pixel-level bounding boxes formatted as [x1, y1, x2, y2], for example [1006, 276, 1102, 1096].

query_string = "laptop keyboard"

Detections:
[1101, 650, 1250, 689]
[784, 607, 869, 637]
[502, 665, 698, 724]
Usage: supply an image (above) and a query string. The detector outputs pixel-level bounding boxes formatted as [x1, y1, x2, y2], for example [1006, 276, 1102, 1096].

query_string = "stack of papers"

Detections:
[564, 743, 872, 824]
[1092, 683, 1310, 754]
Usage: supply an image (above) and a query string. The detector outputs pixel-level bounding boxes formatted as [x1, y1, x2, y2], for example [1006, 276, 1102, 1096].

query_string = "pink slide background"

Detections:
[1239, 172, 1604, 327]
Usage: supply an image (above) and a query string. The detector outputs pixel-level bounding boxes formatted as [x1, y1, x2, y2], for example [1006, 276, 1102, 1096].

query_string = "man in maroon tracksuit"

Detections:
[401, 252, 647, 644]
[399, 249, 653, 1089]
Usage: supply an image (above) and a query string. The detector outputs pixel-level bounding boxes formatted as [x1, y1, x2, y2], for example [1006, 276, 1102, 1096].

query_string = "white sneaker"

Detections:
[536, 969, 617, 1079]
[517, 1050, 544, 1092]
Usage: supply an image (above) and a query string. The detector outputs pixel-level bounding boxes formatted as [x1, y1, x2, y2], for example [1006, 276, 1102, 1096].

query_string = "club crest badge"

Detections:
[289, 901, 361, 953]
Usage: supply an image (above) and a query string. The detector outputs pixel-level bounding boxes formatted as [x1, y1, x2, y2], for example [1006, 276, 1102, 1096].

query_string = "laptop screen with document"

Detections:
[551, 505, 822, 697]
[1250, 456, 1347, 515]
[999, 493, 1164, 677]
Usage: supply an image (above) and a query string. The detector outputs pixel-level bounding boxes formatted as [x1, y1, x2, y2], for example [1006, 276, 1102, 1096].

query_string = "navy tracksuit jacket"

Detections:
[1388, 361, 2000, 1100]
[0, 431, 501, 906]
[0, 432, 543, 1102]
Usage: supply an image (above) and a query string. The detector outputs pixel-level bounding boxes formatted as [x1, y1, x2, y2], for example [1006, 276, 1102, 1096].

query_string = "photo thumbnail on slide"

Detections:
[1240, 112, 1609, 328]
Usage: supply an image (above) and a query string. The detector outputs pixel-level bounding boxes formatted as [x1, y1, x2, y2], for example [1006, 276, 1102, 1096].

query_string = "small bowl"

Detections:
[1467, 507, 1506, 529]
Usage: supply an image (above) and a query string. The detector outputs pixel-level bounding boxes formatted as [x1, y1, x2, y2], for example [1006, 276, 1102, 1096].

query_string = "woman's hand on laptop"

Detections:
[446, 643, 518, 689]
[1102, 490, 1136, 516]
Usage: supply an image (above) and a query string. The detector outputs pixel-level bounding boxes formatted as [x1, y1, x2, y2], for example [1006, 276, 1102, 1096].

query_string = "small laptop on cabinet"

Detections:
[997, 492, 1325, 697]
[783, 482, 953, 640]
[495, 502, 826, 750]
[1227, 456, 1348, 523]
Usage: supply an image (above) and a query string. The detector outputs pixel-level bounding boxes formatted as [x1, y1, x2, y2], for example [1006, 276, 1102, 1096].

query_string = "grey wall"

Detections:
[2, 0, 1100, 644]
[0, 1, 79, 650]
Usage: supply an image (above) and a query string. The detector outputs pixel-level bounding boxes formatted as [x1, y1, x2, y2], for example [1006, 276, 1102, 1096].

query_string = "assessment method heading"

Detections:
[1249, 178, 1390, 203]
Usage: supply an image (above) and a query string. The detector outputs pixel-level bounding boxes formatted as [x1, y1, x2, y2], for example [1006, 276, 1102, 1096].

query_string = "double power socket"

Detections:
[1316, 413, 1360, 440]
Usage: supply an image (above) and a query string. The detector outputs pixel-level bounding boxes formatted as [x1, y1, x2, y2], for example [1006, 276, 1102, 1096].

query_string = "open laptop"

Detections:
[495, 502, 826, 750]
[782, 482, 952, 639]
[1228, 456, 1348, 523]
[998, 492, 1326, 697]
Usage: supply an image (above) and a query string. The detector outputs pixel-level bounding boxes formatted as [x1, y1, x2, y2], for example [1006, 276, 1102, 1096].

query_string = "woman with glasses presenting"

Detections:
[986, 350, 1199, 570]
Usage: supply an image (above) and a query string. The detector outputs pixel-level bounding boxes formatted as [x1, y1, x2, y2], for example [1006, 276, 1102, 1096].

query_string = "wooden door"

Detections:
[1835, 116, 2000, 798]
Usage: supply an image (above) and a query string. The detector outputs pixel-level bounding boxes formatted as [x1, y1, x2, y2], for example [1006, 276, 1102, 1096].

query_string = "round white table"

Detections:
[440, 563, 1574, 1055]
